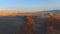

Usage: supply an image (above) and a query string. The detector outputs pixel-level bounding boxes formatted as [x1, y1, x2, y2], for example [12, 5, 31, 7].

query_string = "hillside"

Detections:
[0, 10, 40, 16]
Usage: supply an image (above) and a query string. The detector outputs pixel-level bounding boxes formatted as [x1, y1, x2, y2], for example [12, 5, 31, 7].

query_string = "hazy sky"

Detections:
[0, 0, 60, 12]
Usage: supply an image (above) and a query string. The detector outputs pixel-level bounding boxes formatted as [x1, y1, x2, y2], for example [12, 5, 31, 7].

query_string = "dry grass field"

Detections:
[46, 16, 60, 34]
[0, 10, 60, 34]
[18, 16, 36, 34]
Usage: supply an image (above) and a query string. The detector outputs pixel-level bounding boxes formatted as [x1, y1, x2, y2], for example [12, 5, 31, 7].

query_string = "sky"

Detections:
[0, 0, 60, 12]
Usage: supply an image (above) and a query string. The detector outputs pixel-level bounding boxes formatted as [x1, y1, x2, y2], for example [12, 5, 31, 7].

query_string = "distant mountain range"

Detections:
[51, 10, 60, 12]
[42, 10, 60, 12]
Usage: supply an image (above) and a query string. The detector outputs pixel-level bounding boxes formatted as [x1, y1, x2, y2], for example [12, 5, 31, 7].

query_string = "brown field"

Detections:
[0, 10, 60, 34]
[46, 16, 60, 34]
[16, 16, 60, 34]
[18, 16, 36, 34]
